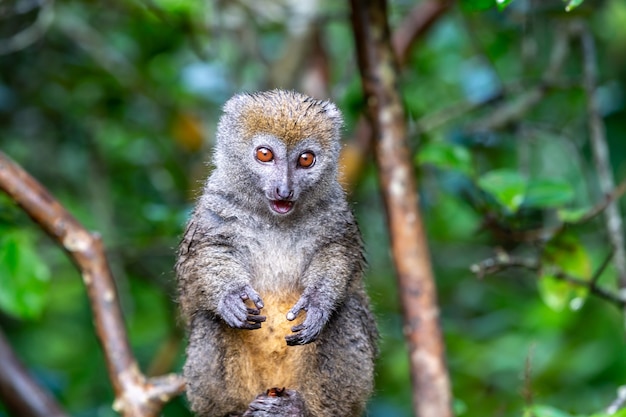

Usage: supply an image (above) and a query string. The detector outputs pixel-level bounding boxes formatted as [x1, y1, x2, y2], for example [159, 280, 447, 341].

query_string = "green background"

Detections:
[2, 0, 626, 416]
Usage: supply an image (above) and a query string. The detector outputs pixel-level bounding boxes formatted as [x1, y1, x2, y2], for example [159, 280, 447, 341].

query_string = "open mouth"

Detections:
[270, 199, 294, 214]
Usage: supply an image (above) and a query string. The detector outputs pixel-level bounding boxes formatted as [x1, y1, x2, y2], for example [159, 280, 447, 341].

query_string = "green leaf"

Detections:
[477, 169, 527, 213]
[588, 413, 619, 417]
[543, 232, 592, 279]
[557, 207, 590, 223]
[526, 404, 573, 417]
[0, 230, 51, 320]
[417, 142, 473, 175]
[524, 178, 575, 209]
[150, 0, 201, 13]
[613, 408, 626, 417]
[453, 398, 468, 415]
[539, 232, 591, 311]
[496, 0, 515, 11]
[460, 0, 495, 11]
[616, 409, 626, 417]
[565, 0, 584, 12]
[538, 274, 573, 312]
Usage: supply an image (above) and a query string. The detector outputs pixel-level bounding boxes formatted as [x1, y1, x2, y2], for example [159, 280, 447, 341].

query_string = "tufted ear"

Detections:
[221, 92, 250, 116]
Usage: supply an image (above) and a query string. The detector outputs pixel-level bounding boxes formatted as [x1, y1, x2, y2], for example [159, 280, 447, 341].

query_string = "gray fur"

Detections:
[176, 90, 378, 417]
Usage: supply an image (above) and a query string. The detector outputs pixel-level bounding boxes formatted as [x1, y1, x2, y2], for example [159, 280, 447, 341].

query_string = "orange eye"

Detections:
[256, 147, 274, 163]
[298, 152, 315, 168]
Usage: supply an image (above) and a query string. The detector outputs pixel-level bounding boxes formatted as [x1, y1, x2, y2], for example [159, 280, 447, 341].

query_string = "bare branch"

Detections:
[299, 26, 331, 99]
[606, 385, 626, 415]
[0, 151, 185, 417]
[0, 328, 69, 417]
[341, 0, 453, 189]
[392, 0, 453, 66]
[471, 25, 571, 132]
[55, 9, 139, 87]
[470, 252, 625, 307]
[574, 178, 626, 225]
[0, 0, 55, 55]
[350, 1, 453, 416]
[522, 344, 535, 407]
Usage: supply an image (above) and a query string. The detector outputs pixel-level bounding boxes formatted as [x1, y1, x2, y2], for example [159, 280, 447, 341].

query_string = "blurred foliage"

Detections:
[1, 0, 626, 416]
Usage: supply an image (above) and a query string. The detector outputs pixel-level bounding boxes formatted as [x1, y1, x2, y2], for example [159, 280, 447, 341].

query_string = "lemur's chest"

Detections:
[242, 226, 313, 293]
[228, 227, 314, 396]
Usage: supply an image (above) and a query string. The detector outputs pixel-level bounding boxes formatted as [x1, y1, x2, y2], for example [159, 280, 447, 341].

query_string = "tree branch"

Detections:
[341, 0, 453, 189]
[574, 177, 626, 225]
[470, 251, 624, 308]
[574, 21, 626, 324]
[0, 0, 55, 56]
[350, 1, 453, 416]
[606, 385, 626, 415]
[0, 151, 185, 417]
[471, 25, 571, 132]
[392, 0, 454, 67]
[0, 327, 69, 417]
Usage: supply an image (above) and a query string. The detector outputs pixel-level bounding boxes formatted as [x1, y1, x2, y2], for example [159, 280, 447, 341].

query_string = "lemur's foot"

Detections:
[243, 388, 306, 417]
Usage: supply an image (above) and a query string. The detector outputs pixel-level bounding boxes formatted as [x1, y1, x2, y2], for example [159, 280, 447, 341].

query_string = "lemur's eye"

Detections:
[256, 147, 274, 163]
[298, 152, 315, 168]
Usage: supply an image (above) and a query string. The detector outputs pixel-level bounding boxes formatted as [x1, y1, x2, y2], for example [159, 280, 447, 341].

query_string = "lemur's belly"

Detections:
[227, 291, 312, 400]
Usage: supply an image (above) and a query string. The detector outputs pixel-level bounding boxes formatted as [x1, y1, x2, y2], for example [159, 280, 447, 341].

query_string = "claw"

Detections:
[285, 294, 327, 345]
[246, 314, 267, 323]
[218, 284, 265, 330]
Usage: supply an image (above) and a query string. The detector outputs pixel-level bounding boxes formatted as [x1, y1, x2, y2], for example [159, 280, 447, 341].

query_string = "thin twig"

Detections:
[55, 9, 139, 87]
[574, 178, 626, 225]
[0, 0, 55, 55]
[0, 151, 185, 417]
[606, 385, 626, 414]
[470, 253, 625, 307]
[522, 344, 535, 407]
[392, 0, 454, 66]
[415, 20, 571, 136]
[350, 1, 453, 416]
[415, 91, 502, 134]
[472, 25, 571, 132]
[590, 250, 615, 287]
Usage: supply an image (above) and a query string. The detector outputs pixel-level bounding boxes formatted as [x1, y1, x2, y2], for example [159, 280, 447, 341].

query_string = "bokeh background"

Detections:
[2, 0, 626, 416]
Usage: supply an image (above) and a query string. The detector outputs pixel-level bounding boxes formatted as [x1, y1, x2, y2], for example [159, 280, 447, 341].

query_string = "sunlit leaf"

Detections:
[539, 232, 591, 311]
[543, 232, 592, 279]
[453, 398, 468, 415]
[565, 0, 584, 12]
[496, 0, 515, 11]
[587, 412, 623, 417]
[0, 230, 51, 320]
[477, 169, 527, 213]
[461, 0, 515, 11]
[417, 142, 474, 175]
[526, 404, 574, 417]
[557, 207, 590, 223]
[616, 409, 626, 417]
[151, 0, 201, 13]
[524, 178, 575, 208]
[538, 274, 573, 312]
[612, 408, 626, 417]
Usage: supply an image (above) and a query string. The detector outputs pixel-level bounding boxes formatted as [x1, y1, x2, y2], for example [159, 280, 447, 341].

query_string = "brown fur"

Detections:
[236, 92, 338, 148]
[177, 90, 377, 417]
[226, 291, 311, 401]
